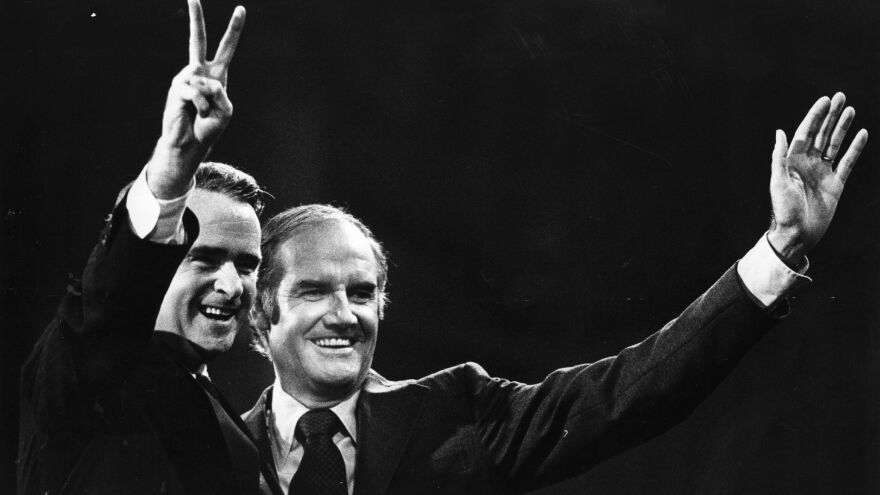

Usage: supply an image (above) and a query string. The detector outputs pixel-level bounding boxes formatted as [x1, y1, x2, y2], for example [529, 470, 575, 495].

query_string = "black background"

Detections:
[4, 0, 880, 493]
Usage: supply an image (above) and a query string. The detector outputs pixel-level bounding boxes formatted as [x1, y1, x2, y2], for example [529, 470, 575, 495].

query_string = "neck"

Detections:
[277, 378, 360, 410]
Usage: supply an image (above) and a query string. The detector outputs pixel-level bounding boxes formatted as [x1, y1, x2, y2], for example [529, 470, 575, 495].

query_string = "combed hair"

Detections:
[252, 204, 389, 357]
[195, 162, 266, 216]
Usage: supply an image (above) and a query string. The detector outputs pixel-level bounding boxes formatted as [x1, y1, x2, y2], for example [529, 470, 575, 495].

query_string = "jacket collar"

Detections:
[243, 386, 277, 470]
[353, 371, 428, 495]
[244, 371, 428, 495]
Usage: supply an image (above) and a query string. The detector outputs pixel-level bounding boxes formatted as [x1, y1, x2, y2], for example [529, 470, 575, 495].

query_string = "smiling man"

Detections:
[154, 183, 262, 356]
[18, 2, 282, 494]
[244, 93, 868, 495]
[260, 214, 383, 408]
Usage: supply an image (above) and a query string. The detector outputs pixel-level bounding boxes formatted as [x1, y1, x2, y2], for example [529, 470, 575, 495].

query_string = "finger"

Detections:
[771, 129, 788, 178]
[213, 6, 246, 67]
[169, 79, 199, 104]
[835, 128, 868, 184]
[191, 92, 212, 117]
[789, 96, 831, 155]
[188, 0, 207, 65]
[211, 86, 233, 117]
[814, 92, 846, 155]
[824, 107, 854, 162]
[169, 79, 210, 116]
[191, 76, 224, 95]
[171, 64, 200, 88]
[190, 76, 224, 116]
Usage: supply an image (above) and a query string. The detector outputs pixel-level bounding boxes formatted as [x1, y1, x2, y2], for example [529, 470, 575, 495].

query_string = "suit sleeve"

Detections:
[20, 191, 197, 434]
[467, 264, 780, 491]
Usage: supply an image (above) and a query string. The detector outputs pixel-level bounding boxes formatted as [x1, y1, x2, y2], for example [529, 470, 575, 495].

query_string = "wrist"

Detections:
[146, 137, 203, 199]
[766, 229, 808, 269]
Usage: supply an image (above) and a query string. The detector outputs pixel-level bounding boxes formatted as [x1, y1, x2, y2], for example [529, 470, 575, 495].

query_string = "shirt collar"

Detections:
[152, 330, 209, 376]
[270, 378, 360, 450]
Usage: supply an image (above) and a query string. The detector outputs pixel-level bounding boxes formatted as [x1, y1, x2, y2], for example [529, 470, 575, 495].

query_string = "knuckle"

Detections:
[177, 65, 199, 79]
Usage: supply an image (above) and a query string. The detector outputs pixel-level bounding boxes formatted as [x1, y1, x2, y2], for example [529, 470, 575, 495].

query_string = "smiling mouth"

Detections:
[200, 305, 236, 321]
[312, 338, 356, 349]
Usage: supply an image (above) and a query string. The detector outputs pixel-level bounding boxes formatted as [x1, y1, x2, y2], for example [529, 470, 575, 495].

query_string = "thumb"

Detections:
[771, 129, 788, 178]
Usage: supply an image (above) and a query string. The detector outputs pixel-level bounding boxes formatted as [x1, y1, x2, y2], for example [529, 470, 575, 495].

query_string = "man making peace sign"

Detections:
[18, 2, 281, 494]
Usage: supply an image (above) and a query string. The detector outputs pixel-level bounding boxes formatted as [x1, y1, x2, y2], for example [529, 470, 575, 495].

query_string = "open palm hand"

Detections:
[768, 93, 868, 264]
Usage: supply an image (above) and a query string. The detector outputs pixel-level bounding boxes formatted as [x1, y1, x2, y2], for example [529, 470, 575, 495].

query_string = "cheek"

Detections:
[270, 306, 319, 347]
[267, 328, 298, 369]
[354, 306, 380, 334]
[165, 273, 190, 297]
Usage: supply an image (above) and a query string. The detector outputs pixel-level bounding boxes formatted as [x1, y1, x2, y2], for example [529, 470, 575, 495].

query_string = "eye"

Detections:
[298, 288, 325, 302]
[236, 262, 259, 276]
[349, 289, 376, 304]
[189, 253, 219, 268]
[235, 255, 261, 276]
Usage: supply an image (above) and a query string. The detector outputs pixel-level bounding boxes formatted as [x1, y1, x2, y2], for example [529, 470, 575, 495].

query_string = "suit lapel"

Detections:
[241, 387, 284, 495]
[353, 373, 428, 495]
[148, 340, 284, 495]
[140, 340, 237, 494]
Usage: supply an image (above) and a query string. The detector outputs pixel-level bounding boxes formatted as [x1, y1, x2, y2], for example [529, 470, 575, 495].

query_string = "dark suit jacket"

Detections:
[243, 264, 779, 494]
[18, 200, 282, 495]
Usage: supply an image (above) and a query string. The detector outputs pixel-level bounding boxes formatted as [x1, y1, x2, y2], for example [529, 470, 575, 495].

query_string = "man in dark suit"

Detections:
[18, 2, 281, 494]
[243, 93, 868, 494]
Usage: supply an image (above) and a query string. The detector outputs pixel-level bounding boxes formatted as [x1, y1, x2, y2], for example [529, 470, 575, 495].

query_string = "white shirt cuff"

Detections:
[737, 232, 811, 308]
[126, 166, 192, 244]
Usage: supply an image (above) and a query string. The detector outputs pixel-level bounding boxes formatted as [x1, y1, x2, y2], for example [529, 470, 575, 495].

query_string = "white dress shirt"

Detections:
[126, 165, 192, 244]
[269, 380, 360, 495]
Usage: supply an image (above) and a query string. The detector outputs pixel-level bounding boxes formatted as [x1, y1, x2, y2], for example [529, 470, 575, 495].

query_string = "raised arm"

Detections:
[69, 0, 248, 361]
[767, 92, 868, 265]
[471, 95, 869, 491]
[80, 0, 248, 331]
[147, 0, 246, 199]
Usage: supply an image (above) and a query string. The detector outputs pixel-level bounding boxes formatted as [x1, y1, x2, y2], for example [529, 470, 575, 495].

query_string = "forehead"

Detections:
[280, 221, 378, 281]
[188, 189, 261, 250]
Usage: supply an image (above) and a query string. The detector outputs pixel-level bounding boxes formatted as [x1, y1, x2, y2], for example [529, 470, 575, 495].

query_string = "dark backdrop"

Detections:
[3, 0, 880, 493]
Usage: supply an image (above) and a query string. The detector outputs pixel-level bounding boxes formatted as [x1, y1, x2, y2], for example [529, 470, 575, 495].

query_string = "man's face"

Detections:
[155, 189, 261, 355]
[268, 220, 380, 405]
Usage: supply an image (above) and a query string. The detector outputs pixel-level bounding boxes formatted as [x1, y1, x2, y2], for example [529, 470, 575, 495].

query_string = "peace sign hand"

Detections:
[148, 0, 246, 199]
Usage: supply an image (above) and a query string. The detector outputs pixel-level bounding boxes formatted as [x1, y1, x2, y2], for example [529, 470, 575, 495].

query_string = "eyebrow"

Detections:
[295, 279, 326, 287]
[189, 246, 261, 268]
[348, 281, 377, 291]
[292, 280, 377, 291]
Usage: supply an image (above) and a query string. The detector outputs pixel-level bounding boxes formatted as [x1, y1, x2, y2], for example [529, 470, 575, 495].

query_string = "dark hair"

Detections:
[195, 162, 266, 216]
[193, 162, 267, 340]
[252, 204, 389, 357]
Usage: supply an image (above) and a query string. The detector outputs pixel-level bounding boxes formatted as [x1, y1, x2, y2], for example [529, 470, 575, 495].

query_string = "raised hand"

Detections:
[148, 0, 246, 199]
[767, 92, 868, 265]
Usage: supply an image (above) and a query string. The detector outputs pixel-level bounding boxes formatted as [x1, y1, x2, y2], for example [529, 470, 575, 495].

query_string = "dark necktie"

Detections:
[289, 409, 347, 495]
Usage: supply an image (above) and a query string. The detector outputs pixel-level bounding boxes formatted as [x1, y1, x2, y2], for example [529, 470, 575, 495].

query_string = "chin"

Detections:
[212, 339, 235, 352]
[194, 332, 237, 355]
[313, 370, 357, 390]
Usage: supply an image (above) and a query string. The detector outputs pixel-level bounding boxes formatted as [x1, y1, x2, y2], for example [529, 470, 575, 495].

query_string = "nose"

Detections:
[214, 262, 244, 299]
[324, 292, 358, 330]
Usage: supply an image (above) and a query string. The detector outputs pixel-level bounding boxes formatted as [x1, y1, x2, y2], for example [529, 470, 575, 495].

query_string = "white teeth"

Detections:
[314, 338, 353, 347]
[202, 306, 233, 318]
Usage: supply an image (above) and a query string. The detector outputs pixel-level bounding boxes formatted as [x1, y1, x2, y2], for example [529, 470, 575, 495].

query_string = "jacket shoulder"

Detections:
[364, 362, 496, 398]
